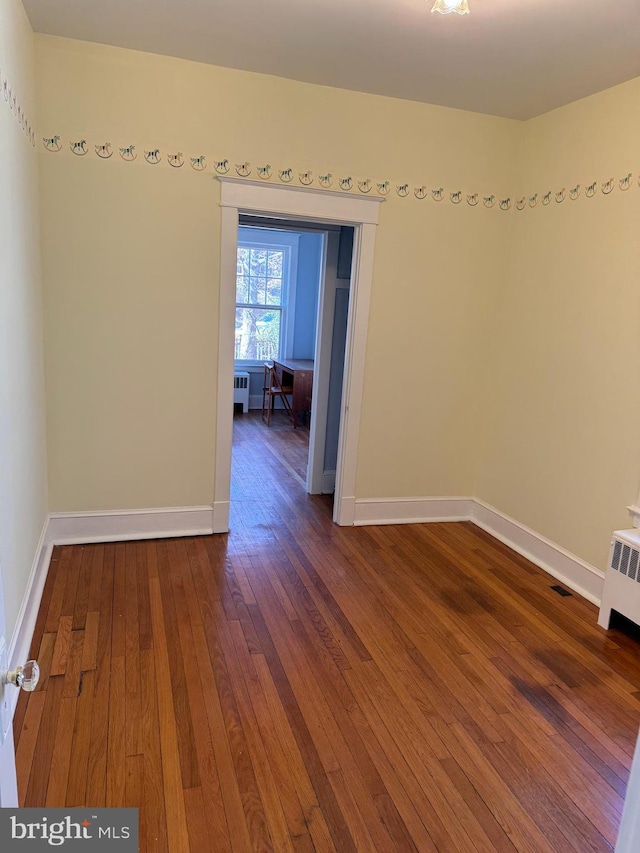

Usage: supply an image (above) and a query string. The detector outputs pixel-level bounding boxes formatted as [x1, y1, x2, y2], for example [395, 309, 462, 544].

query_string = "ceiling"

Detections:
[22, 0, 640, 121]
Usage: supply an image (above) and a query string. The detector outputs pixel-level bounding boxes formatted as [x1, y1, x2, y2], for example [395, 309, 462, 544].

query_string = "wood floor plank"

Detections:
[15, 690, 46, 805]
[207, 615, 273, 851]
[73, 545, 93, 630]
[24, 674, 65, 807]
[439, 756, 518, 853]
[45, 694, 77, 806]
[61, 545, 83, 621]
[230, 624, 312, 840]
[66, 669, 96, 806]
[148, 576, 189, 853]
[247, 594, 342, 777]
[139, 647, 169, 853]
[222, 619, 291, 853]
[137, 542, 154, 650]
[183, 786, 214, 853]
[125, 543, 142, 758]
[112, 543, 127, 659]
[106, 656, 126, 808]
[157, 540, 200, 791]
[170, 567, 232, 852]
[87, 544, 105, 613]
[248, 598, 356, 852]
[81, 611, 99, 671]
[62, 629, 85, 698]
[44, 546, 72, 634]
[49, 615, 73, 676]
[84, 543, 114, 808]
[190, 619, 253, 851]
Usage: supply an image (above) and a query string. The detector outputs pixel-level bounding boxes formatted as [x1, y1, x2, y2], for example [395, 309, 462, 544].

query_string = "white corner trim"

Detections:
[48, 505, 215, 545]
[471, 499, 604, 605]
[213, 501, 230, 534]
[6, 517, 52, 721]
[354, 496, 474, 526]
[337, 496, 356, 527]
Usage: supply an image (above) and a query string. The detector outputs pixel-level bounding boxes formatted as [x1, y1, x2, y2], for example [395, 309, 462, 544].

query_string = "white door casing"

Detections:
[214, 178, 382, 530]
[616, 728, 640, 852]
[0, 559, 19, 807]
[307, 230, 337, 495]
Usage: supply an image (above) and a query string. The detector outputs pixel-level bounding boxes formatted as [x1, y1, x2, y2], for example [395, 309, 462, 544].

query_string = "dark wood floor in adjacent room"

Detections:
[14, 411, 640, 851]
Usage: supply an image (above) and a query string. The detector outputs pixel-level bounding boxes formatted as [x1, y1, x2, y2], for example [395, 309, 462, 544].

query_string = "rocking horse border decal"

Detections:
[37, 131, 640, 213]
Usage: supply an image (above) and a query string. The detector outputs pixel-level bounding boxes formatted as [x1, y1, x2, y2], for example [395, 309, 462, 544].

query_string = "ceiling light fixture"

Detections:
[431, 0, 470, 14]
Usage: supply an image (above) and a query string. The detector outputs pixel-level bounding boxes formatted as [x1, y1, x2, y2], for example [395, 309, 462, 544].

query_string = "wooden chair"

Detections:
[261, 362, 295, 427]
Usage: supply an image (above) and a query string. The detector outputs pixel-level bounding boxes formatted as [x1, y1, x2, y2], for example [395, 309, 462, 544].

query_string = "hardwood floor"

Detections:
[14, 411, 640, 851]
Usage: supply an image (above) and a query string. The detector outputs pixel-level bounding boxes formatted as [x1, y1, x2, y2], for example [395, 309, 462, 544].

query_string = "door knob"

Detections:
[4, 660, 40, 692]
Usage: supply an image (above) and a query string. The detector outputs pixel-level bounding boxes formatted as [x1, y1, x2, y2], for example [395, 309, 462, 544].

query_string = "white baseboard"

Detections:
[472, 499, 604, 606]
[352, 495, 603, 605]
[48, 505, 215, 545]
[354, 496, 474, 526]
[6, 517, 52, 721]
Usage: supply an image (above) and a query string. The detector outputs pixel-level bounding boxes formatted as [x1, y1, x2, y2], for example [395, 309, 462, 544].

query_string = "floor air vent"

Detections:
[598, 530, 640, 630]
[551, 585, 572, 597]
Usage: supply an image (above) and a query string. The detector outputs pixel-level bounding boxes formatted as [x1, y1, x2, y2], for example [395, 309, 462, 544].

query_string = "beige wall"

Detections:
[0, 1, 48, 642]
[35, 33, 640, 576]
[476, 78, 640, 570]
[36, 36, 519, 511]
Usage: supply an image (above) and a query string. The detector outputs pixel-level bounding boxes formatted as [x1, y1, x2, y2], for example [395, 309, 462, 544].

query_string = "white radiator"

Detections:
[598, 529, 640, 629]
[233, 372, 250, 413]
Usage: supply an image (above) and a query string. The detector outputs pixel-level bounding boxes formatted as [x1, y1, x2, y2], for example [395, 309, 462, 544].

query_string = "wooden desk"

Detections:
[272, 358, 314, 428]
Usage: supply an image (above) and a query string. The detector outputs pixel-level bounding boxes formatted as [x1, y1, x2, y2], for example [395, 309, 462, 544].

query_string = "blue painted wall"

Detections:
[292, 232, 322, 359]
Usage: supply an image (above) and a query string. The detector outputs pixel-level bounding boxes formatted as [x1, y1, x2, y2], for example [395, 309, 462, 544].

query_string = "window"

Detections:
[234, 227, 300, 364]
[235, 243, 288, 361]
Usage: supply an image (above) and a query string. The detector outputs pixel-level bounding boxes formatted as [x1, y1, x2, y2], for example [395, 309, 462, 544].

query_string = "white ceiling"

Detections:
[22, 0, 640, 120]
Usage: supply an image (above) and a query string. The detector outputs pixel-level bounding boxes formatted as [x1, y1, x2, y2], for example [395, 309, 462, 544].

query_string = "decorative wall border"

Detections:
[0, 63, 36, 147]
[39, 131, 640, 213]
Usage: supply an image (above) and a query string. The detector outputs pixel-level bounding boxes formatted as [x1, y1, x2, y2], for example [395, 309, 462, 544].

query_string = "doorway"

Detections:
[231, 218, 325, 506]
[214, 179, 383, 533]
[231, 216, 349, 503]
